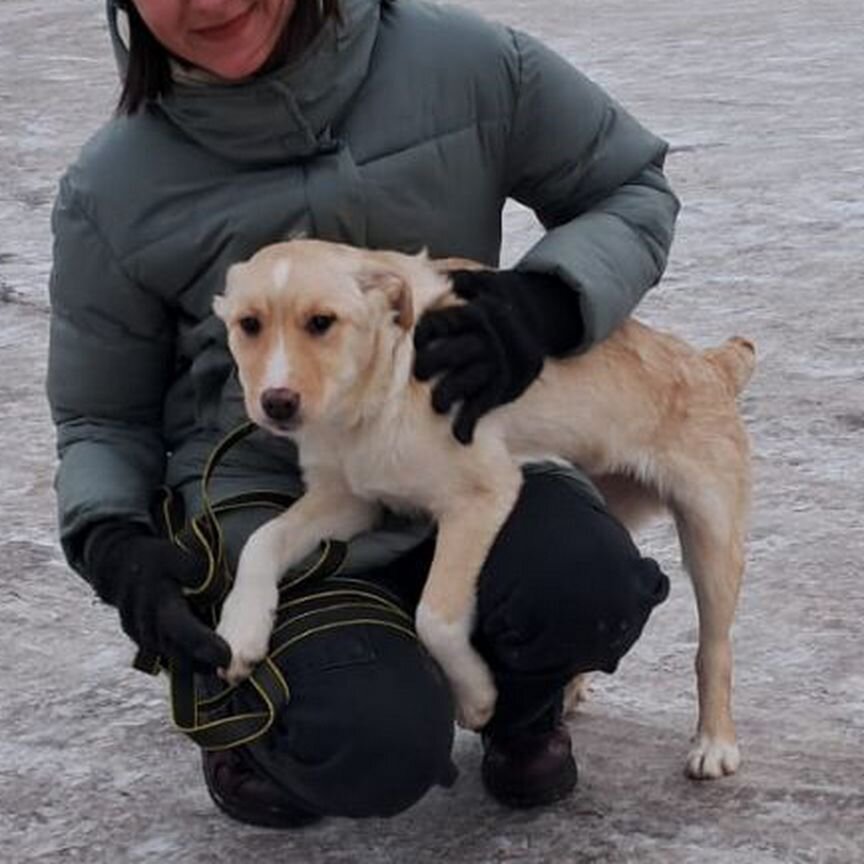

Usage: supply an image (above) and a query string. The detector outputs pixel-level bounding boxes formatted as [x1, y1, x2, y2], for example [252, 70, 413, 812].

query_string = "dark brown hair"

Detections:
[116, 0, 343, 115]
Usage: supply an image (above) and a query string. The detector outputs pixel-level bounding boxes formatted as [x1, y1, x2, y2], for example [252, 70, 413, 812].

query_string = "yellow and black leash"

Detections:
[133, 422, 416, 751]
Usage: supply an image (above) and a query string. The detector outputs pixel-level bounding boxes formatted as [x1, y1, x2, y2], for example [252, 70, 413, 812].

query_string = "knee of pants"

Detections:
[257, 629, 456, 818]
[477, 471, 670, 676]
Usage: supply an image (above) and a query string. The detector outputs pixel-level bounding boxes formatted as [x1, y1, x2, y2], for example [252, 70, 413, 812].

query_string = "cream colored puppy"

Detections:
[213, 238, 755, 780]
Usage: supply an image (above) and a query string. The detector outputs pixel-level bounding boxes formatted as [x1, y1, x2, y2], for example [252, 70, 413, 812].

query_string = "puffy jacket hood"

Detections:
[106, 0, 381, 164]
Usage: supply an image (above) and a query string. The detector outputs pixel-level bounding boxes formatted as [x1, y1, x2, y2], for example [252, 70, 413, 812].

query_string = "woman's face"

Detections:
[133, 1, 298, 80]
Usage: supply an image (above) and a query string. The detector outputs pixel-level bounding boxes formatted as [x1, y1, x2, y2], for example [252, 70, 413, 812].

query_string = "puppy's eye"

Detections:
[239, 315, 261, 336]
[306, 314, 336, 336]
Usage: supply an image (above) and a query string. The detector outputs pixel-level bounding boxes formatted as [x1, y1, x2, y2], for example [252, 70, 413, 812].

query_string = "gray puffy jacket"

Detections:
[47, 0, 679, 572]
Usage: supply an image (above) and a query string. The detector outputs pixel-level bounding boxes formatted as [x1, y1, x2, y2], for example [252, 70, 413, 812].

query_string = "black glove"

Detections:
[84, 521, 231, 671]
[413, 269, 584, 444]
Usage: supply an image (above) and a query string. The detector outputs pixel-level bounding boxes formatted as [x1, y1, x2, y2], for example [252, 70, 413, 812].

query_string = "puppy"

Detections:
[213, 238, 755, 780]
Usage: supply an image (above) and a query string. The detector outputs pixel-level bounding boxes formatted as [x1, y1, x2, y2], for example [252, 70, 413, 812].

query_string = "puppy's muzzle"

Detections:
[261, 388, 301, 426]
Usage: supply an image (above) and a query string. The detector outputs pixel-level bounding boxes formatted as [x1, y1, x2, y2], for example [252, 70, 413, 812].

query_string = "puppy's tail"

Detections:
[704, 337, 756, 395]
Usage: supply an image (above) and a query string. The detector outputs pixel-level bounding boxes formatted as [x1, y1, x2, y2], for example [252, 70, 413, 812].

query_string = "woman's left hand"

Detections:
[413, 269, 584, 445]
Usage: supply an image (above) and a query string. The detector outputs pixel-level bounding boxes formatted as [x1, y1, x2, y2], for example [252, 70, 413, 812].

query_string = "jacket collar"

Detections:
[109, 0, 381, 164]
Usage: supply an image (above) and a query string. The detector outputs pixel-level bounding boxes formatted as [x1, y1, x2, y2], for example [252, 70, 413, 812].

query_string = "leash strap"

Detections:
[134, 422, 418, 751]
[134, 421, 290, 670]
[171, 577, 415, 750]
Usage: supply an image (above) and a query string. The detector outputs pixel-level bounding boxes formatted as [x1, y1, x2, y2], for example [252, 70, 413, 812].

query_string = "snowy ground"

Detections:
[1, 1, 862, 861]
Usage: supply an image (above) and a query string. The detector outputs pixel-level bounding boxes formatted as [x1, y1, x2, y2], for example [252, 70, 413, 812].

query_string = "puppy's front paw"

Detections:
[415, 602, 498, 730]
[216, 588, 277, 685]
[219, 652, 261, 686]
[452, 661, 497, 730]
[686, 735, 740, 779]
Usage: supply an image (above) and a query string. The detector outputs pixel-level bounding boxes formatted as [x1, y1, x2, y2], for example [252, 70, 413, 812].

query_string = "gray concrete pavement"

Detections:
[1, 1, 862, 861]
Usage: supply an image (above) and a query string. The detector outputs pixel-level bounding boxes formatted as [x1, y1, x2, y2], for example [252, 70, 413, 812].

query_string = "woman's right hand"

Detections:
[84, 522, 232, 671]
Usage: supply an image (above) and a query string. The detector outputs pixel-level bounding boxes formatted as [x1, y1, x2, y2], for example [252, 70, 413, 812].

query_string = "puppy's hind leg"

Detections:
[671, 463, 748, 780]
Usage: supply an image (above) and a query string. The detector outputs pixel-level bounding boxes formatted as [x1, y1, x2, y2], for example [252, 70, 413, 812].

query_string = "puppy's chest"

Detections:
[343, 443, 432, 514]
[303, 425, 434, 515]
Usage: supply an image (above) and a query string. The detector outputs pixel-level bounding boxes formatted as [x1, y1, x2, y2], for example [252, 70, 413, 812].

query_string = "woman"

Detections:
[47, 0, 677, 827]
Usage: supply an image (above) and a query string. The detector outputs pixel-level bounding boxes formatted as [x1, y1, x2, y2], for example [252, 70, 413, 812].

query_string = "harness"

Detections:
[133, 422, 417, 751]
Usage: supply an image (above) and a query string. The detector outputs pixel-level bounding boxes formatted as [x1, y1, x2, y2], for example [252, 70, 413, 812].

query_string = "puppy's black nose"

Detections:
[261, 388, 300, 422]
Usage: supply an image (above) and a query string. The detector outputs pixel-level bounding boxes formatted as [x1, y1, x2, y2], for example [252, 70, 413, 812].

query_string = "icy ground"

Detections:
[1, 0, 862, 861]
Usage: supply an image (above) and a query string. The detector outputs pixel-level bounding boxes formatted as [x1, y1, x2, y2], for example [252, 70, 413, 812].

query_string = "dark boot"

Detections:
[481, 722, 578, 808]
[202, 748, 322, 829]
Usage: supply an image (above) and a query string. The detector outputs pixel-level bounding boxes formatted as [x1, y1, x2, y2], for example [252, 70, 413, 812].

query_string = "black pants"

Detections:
[231, 469, 669, 818]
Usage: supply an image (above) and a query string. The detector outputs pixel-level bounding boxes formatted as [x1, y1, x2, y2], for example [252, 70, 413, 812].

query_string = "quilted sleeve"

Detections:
[46, 177, 173, 569]
[504, 29, 680, 347]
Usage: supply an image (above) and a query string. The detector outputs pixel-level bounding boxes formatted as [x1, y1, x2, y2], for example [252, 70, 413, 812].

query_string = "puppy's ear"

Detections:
[212, 294, 229, 321]
[223, 261, 247, 295]
[358, 270, 414, 330]
[214, 262, 247, 321]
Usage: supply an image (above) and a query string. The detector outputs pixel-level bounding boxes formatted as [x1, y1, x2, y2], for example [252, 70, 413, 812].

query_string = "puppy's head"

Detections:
[213, 240, 414, 435]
